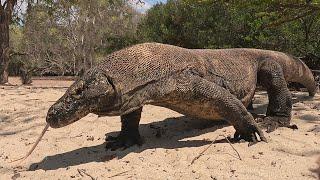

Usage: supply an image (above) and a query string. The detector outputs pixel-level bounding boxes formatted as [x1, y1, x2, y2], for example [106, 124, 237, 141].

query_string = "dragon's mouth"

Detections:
[46, 101, 91, 128]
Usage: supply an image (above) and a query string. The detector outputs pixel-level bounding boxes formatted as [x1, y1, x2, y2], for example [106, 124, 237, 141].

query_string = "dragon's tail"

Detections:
[288, 56, 318, 96]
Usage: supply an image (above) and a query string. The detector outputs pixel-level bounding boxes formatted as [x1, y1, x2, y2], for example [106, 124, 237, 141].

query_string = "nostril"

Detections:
[48, 106, 57, 116]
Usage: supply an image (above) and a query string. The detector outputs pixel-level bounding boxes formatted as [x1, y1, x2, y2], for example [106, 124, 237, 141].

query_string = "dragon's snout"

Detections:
[46, 98, 91, 128]
[46, 102, 90, 128]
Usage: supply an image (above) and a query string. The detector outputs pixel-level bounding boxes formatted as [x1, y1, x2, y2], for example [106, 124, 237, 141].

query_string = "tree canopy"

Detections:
[138, 0, 320, 56]
[6, 0, 320, 82]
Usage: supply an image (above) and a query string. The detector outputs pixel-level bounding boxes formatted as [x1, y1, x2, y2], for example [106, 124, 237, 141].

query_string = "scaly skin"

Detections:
[46, 43, 317, 150]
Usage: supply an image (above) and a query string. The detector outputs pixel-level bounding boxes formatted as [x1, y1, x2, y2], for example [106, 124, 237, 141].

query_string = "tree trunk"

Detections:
[0, 0, 17, 84]
[20, 67, 33, 85]
[0, 7, 10, 84]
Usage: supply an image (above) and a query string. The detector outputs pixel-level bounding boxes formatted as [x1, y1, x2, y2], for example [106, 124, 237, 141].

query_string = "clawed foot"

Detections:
[255, 116, 298, 133]
[105, 132, 143, 151]
[233, 125, 268, 146]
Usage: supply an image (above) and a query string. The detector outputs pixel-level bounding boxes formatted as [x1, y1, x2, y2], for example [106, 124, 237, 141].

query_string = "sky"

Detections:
[129, 0, 167, 13]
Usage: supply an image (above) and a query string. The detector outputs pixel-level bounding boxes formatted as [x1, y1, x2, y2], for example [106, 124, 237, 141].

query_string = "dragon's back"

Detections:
[196, 48, 317, 96]
[97, 43, 202, 93]
[192, 49, 259, 81]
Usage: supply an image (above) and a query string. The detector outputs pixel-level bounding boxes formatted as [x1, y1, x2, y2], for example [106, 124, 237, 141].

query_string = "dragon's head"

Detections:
[46, 69, 118, 128]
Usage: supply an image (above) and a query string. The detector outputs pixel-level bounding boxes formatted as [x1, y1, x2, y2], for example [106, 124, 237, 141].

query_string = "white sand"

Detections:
[0, 78, 319, 179]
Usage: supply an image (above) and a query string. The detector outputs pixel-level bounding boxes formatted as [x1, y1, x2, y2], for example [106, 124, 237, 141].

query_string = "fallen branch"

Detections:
[108, 170, 131, 178]
[221, 135, 242, 161]
[190, 134, 242, 165]
[77, 169, 95, 180]
[190, 135, 220, 165]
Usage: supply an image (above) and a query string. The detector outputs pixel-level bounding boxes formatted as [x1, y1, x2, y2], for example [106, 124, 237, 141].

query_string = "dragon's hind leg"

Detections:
[258, 60, 296, 132]
[158, 70, 267, 144]
[188, 76, 266, 144]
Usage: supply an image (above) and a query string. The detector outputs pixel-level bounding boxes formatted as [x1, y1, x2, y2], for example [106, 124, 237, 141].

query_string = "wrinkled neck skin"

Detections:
[46, 68, 121, 128]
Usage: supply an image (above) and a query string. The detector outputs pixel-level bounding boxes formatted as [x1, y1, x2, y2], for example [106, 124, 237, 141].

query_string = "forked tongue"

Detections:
[10, 123, 50, 164]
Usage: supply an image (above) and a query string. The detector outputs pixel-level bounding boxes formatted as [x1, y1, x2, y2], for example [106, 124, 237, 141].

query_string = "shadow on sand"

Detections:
[29, 116, 229, 171]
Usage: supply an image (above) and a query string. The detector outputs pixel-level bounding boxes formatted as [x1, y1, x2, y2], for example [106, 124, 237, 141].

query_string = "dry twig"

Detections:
[108, 170, 131, 178]
[190, 134, 242, 165]
[190, 136, 220, 165]
[77, 169, 95, 180]
[221, 135, 242, 161]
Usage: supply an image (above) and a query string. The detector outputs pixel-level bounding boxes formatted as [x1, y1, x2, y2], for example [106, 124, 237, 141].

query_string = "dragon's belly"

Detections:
[155, 101, 223, 121]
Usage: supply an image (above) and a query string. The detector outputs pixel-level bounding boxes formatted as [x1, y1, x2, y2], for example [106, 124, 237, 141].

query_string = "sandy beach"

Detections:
[0, 77, 319, 179]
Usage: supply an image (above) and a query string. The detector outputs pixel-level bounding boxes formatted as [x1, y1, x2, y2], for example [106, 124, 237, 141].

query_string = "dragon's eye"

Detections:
[75, 88, 82, 95]
[71, 80, 84, 99]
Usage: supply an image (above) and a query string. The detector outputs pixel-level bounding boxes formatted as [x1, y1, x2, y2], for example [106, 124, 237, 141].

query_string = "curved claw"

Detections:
[255, 126, 267, 142]
[233, 125, 267, 146]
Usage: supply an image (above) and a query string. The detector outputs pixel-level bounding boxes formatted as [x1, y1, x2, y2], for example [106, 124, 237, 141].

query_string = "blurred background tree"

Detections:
[4, 0, 320, 84]
[138, 0, 320, 54]
[6, 0, 141, 84]
[0, 0, 17, 84]
[16, 0, 140, 77]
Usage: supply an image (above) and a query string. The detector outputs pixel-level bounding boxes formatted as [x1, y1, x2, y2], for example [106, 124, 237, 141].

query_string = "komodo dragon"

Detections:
[13, 43, 318, 161]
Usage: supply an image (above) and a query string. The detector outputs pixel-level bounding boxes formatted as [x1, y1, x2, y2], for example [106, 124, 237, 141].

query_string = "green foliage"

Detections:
[138, 0, 320, 58]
